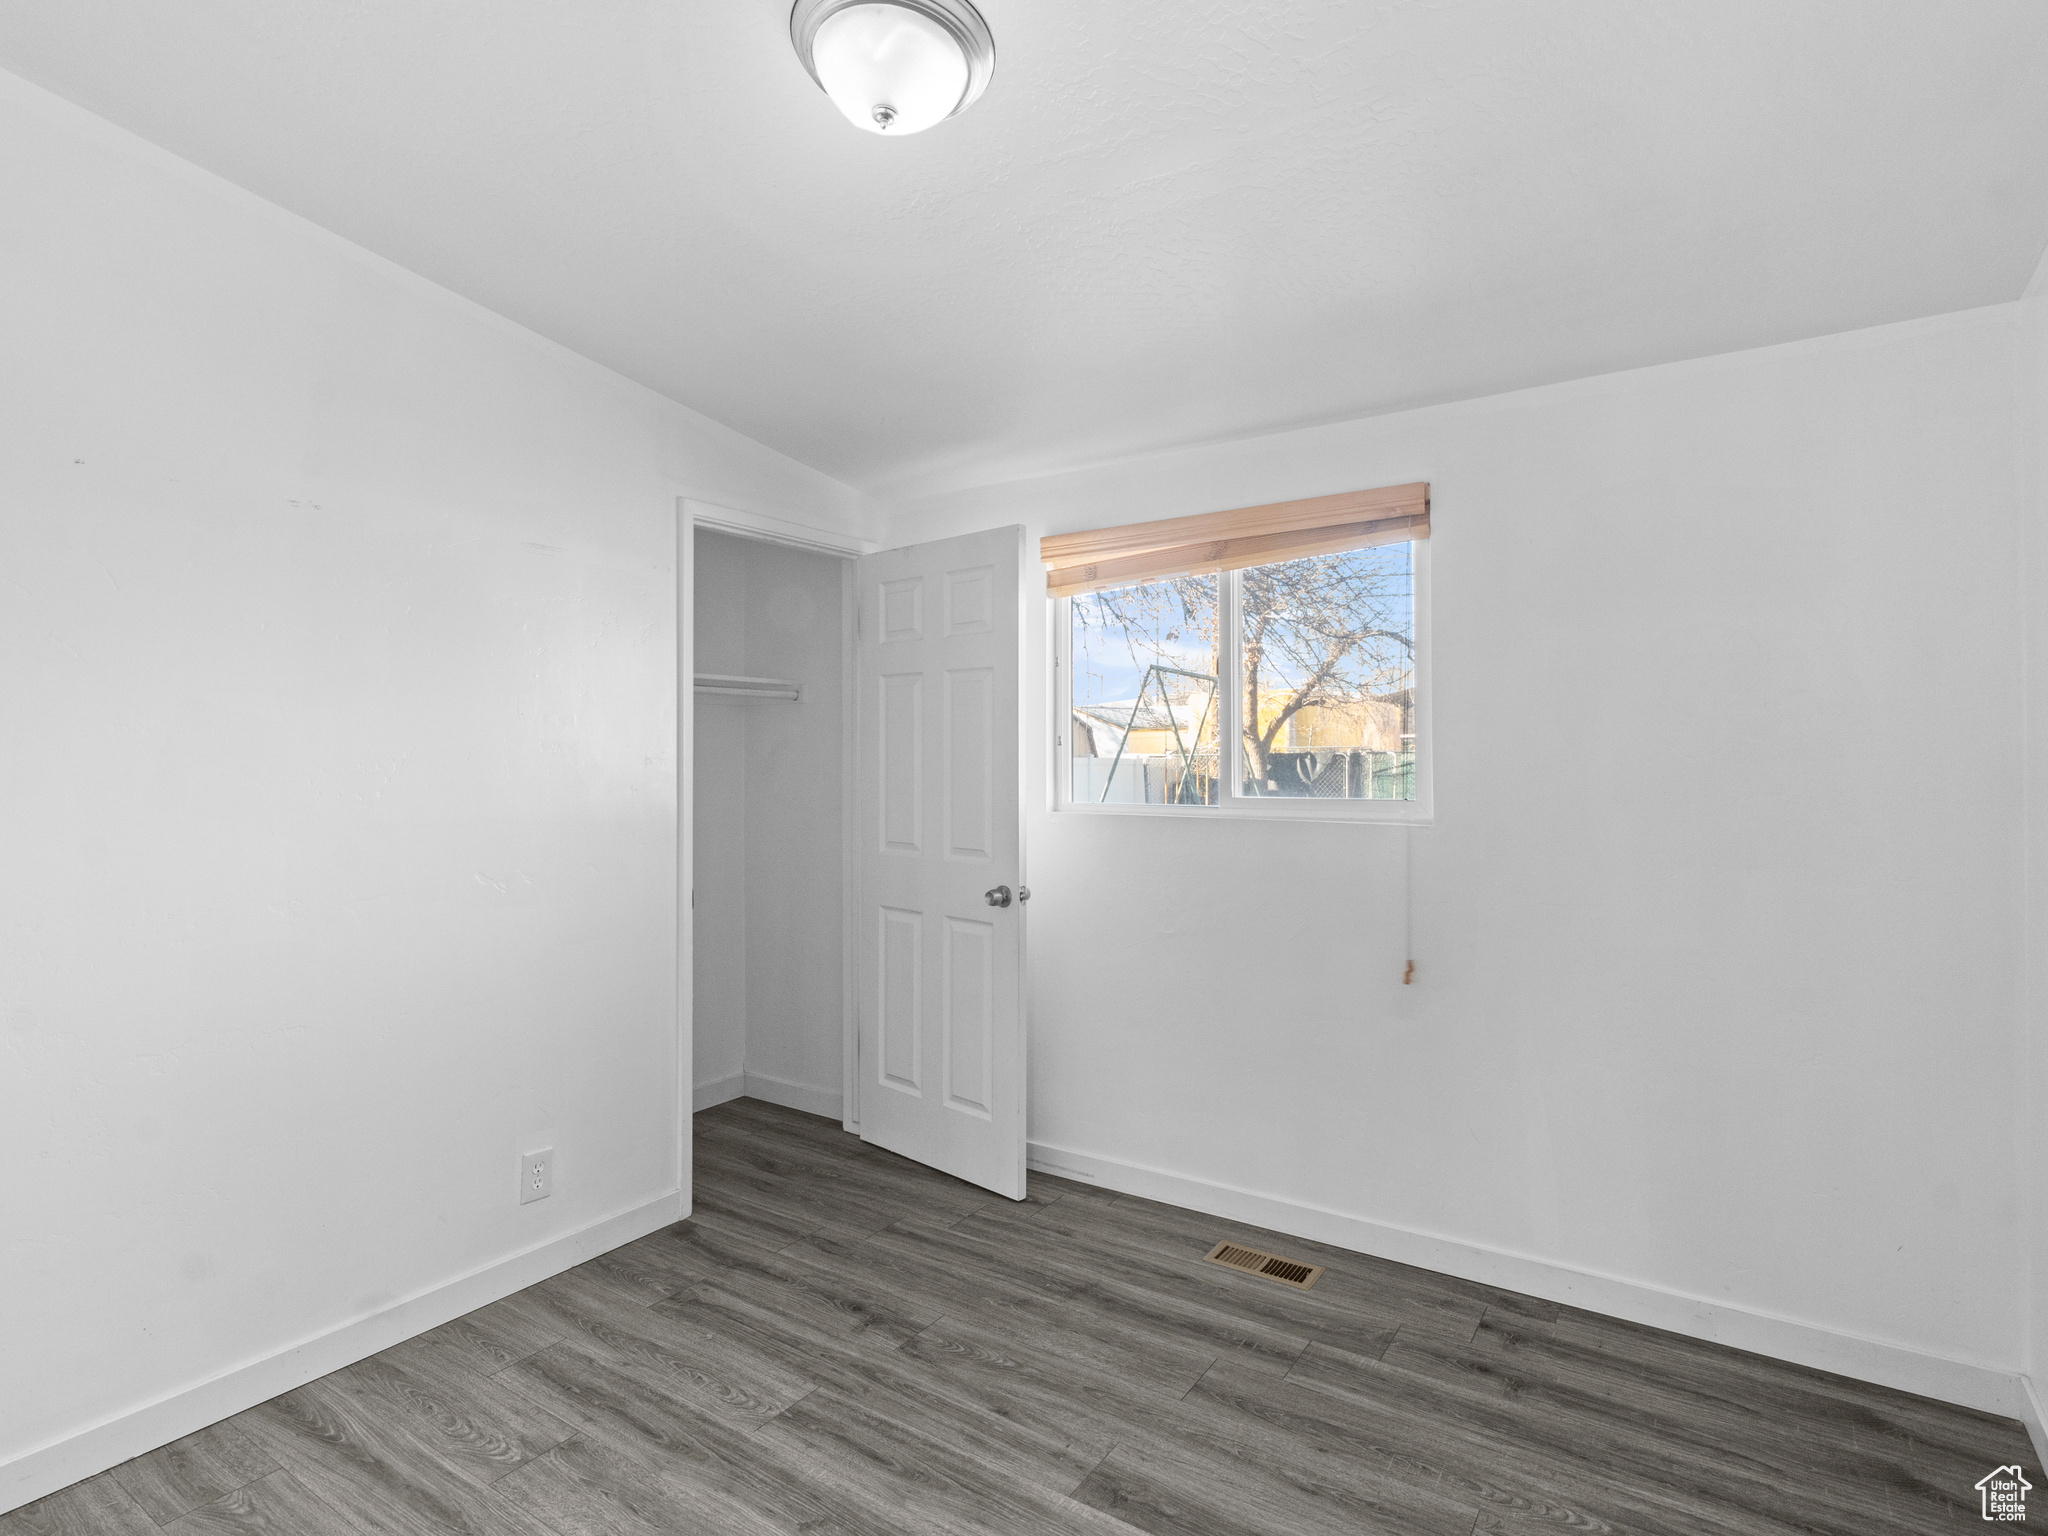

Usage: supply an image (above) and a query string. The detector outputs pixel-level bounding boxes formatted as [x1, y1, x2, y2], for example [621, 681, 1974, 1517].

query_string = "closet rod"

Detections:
[694, 673, 801, 702]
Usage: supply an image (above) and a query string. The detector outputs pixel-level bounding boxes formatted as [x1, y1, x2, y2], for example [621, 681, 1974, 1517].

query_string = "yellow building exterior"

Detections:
[1075, 689, 1411, 759]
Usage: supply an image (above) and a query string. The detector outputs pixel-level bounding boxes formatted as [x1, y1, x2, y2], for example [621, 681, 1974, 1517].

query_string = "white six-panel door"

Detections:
[856, 525, 1026, 1199]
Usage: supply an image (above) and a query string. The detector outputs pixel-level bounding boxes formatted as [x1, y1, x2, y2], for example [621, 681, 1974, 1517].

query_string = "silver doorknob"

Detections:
[1018, 886, 1031, 902]
[984, 885, 1012, 908]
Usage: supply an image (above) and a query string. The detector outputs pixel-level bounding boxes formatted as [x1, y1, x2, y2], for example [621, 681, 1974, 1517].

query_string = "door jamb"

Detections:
[678, 502, 694, 1208]
[839, 557, 859, 1133]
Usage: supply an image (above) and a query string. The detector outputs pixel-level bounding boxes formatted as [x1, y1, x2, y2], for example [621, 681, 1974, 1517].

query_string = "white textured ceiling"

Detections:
[4, 2, 2046, 497]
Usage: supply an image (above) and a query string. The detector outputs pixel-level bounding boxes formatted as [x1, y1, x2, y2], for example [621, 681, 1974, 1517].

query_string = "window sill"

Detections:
[1054, 799, 1432, 826]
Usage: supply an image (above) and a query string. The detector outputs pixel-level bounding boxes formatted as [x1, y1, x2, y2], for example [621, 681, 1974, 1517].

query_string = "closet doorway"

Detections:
[685, 505, 860, 1146]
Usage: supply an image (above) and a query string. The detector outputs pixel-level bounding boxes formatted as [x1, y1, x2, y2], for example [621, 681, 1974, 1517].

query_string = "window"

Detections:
[1049, 484, 1429, 820]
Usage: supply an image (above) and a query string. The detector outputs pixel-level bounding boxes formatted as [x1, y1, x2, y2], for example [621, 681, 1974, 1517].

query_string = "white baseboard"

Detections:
[693, 1073, 746, 1111]
[0, 1192, 682, 1517]
[2024, 1374, 2047, 1474]
[742, 1071, 843, 1122]
[693, 1071, 838, 1120]
[1027, 1140, 2036, 1427]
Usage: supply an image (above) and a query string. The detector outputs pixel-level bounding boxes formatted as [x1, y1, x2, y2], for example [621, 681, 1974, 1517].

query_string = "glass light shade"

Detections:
[810, 3, 968, 134]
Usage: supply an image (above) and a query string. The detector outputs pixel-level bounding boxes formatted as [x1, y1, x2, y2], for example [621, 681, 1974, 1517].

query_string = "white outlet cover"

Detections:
[520, 1147, 554, 1205]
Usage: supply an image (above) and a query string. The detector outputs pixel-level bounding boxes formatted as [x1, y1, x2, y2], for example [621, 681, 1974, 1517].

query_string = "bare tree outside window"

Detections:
[1238, 544, 1413, 798]
[1068, 544, 1414, 804]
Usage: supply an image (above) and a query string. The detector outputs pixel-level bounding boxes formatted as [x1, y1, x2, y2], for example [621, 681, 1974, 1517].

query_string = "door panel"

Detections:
[942, 915, 994, 1118]
[858, 527, 1025, 1198]
[877, 906, 922, 1094]
[880, 672, 923, 852]
[945, 564, 994, 634]
[943, 666, 993, 859]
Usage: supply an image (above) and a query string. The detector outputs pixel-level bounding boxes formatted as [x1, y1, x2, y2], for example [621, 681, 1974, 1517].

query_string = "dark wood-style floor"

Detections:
[8, 1098, 2034, 1535]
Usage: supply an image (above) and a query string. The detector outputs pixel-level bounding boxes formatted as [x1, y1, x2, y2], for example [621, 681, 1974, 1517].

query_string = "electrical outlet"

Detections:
[520, 1147, 554, 1205]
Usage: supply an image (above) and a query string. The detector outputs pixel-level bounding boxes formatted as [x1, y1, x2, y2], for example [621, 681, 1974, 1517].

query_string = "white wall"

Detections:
[692, 532, 753, 1094]
[691, 529, 846, 1113]
[885, 306, 2031, 1393]
[0, 71, 867, 1507]
[738, 541, 846, 1108]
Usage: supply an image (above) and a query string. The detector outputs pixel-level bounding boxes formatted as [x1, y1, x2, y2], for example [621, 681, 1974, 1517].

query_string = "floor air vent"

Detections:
[1202, 1240, 1323, 1291]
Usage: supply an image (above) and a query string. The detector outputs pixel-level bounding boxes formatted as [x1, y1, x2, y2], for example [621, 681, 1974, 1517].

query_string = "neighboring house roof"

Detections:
[1073, 699, 1207, 735]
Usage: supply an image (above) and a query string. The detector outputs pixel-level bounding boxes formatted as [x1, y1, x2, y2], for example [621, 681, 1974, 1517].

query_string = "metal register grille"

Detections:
[1202, 1240, 1323, 1290]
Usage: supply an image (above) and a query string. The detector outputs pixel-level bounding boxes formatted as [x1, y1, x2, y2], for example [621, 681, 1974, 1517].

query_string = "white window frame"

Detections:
[1052, 538, 1432, 823]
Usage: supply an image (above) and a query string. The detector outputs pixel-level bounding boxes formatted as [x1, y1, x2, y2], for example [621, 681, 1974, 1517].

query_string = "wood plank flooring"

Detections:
[8, 1097, 2034, 1535]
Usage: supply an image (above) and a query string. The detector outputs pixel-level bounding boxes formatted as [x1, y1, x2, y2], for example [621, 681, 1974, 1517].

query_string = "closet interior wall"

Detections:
[691, 527, 847, 1120]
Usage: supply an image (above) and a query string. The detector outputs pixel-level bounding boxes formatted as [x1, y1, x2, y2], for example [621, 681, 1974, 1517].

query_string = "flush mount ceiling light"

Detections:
[790, 0, 994, 135]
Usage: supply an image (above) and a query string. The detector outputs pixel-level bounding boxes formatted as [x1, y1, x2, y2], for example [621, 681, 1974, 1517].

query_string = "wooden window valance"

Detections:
[1040, 482, 1429, 597]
